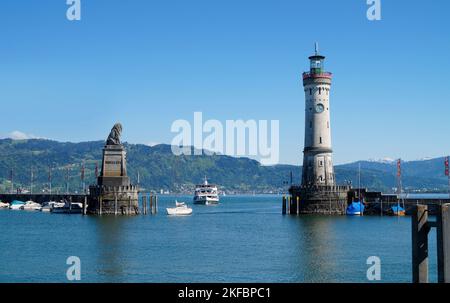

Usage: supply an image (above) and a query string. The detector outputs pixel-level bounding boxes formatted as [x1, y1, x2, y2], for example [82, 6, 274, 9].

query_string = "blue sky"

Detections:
[0, 0, 449, 165]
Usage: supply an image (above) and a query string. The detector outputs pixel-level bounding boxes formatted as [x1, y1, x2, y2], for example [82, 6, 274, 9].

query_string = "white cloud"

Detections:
[146, 141, 161, 147]
[2, 131, 40, 140]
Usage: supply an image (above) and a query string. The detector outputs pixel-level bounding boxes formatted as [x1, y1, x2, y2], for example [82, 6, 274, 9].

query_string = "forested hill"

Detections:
[0, 139, 448, 194]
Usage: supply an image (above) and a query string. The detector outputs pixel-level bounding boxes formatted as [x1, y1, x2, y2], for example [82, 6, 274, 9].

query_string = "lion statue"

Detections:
[106, 123, 123, 145]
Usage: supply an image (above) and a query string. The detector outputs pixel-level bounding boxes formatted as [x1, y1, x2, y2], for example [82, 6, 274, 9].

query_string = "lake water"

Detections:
[0, 195, 438, 283]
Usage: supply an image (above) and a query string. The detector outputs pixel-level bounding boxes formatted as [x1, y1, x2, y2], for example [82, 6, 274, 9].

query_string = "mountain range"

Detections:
[0, 139, 448, 194]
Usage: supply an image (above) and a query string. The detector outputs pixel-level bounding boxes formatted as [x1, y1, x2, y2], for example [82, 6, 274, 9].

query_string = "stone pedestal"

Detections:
[88, 184, 139, 215]
[98, 145, 130, 187]
[88, 144, 139, 215]
[289, 185, 351, 215]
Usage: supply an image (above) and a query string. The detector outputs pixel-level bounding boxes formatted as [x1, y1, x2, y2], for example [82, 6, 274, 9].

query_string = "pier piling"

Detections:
[143, 195, 147, 215]
[114, 193, 118, 216]
[83, 196, 87, 215]
[412, 204, 450, 283]
[150, 195, 154, 215]
[282, 196, 287, 215]
[412, 205, 430, 283]
[437, 204, 450, 283]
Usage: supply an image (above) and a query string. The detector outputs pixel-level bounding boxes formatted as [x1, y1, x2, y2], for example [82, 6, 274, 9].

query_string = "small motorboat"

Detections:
[167, 201, 193, 216]
[0, 201, 10, 208]
[9, 200, 25, 210]
[52, 202, 83, 214]
[22, 201, 42, 211]
[346, 200, 365, 216]
[41, 201, 65, 212]
[389, 205, 406, 216]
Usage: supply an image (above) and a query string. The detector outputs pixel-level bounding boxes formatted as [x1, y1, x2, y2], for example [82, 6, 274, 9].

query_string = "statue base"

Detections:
[88, 143, 139, 215]
[289, 185, 351, 215]
[88, 185, 139, 215]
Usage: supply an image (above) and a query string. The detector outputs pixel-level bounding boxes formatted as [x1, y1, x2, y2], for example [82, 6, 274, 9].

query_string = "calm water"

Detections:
[0, 195, 438, 283]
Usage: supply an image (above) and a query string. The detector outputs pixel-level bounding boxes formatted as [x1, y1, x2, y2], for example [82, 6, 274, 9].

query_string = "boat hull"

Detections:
[166, 208, 193, 216]
[193, 197, 220, 205]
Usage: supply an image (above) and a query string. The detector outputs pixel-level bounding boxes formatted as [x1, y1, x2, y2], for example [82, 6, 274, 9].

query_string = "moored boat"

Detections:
[51, 202, 83, 214]
[167, 201, 193, 216]
[22, 201, 42, 211]
[9, 200, 25, 210]
[346, 200, 365, 216]
[389, 205, 406, 216]
[41, 201, 65, 212]
[0, 201, 10, 208]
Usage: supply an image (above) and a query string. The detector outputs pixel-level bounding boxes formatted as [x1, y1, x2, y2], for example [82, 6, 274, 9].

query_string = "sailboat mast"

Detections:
[358, 162, 361, 198]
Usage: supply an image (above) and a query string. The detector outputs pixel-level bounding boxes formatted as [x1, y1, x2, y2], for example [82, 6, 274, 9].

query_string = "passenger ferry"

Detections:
[193, 177, 219, 205]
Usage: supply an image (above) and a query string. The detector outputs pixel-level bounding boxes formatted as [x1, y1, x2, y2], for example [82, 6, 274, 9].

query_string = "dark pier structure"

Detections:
[348, 188, 450, 216]
[412, 204, 450, 283]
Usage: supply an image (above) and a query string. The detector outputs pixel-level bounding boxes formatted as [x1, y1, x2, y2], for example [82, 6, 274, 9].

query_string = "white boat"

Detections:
[193, 177, 220, 205]
[22, 201, 42, 211]
[167, 201, 193, 216]
[9, 200, 25, 210]
[41, 201, 65, 212]
[0, 202, 10, 208]
[52, 202, 83, 214]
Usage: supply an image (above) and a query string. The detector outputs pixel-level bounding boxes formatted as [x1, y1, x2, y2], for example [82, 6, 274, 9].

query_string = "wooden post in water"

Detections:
[148, 194, 153, 214]
[99, 197, 103, 216]
[412, 205, 430, 283]
[296, 196, 300, 215]
[150, 195, 154, 215]
[380, 199, 383, 216]
[114, 193, 118, 215]
[155, 196, 158, 214]
[437, 204, 450, 283]
[287, 196, 291, 215]
[83, 196, 87, 215]
[282, 196, 286, 215]
[142, 195, 147, 215]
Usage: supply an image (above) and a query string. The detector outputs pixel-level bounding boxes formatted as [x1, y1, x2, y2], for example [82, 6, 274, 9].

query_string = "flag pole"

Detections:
[446, 156, 450, 199]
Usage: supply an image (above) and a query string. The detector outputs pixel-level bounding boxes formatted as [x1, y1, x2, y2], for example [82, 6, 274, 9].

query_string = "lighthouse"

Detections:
[301, 43, 335, 187]
[288, 44, 350, 215]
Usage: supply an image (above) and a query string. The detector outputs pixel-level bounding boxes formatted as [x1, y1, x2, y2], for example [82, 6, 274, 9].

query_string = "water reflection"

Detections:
[91, 216, 131, 282]
[286, 216, 342, 282]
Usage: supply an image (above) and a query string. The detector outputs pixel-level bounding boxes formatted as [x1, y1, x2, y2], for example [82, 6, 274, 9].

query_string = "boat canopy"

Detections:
[346, 201, 365, 214]
[391, 205, 405, 212]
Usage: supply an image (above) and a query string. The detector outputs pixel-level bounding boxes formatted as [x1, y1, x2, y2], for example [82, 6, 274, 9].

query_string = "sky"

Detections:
[0, 0, 449, 165]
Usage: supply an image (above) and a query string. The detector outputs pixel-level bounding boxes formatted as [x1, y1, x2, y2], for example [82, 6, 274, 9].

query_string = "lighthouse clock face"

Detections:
[315, 103, 325, 113]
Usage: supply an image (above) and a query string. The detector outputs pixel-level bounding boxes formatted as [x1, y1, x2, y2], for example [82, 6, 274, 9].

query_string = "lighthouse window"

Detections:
[320, 137, 323, 144]
[319, 88, 322, 95]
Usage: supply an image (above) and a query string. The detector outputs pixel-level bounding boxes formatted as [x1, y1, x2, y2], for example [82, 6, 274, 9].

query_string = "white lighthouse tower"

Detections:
[288, 44, 350, 215]
[301, 43, 335, 187]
